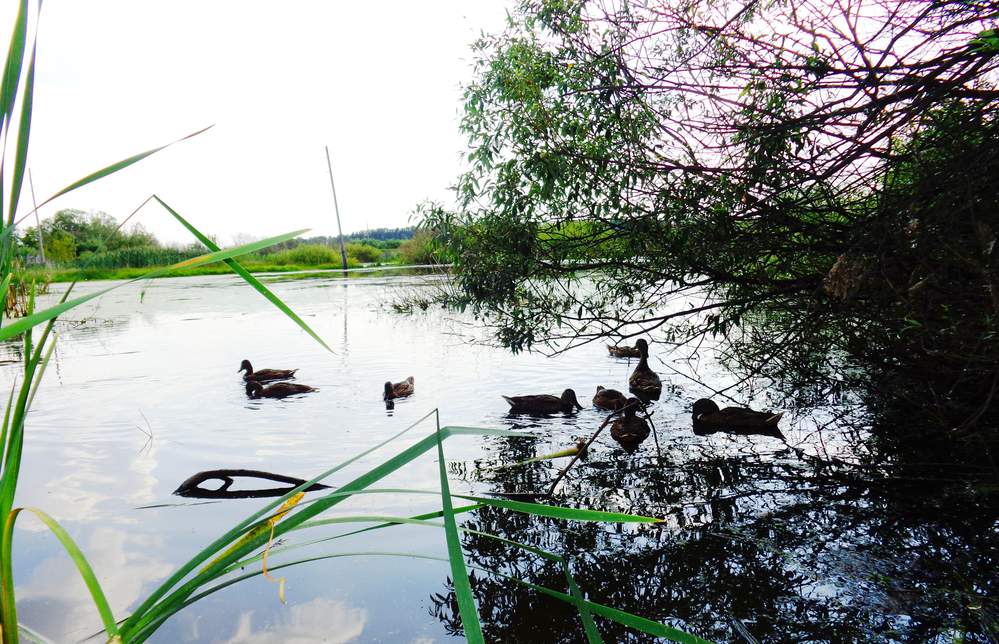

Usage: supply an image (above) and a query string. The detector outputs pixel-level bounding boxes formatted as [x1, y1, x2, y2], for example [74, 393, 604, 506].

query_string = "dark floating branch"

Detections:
[173, 469, 332, 499]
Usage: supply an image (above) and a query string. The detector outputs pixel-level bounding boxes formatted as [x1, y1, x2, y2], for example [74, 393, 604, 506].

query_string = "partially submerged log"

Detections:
[173, 469, 332, 499]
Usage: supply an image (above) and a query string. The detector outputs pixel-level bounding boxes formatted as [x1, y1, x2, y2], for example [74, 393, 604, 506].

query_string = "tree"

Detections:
[424, 0, 999, 432]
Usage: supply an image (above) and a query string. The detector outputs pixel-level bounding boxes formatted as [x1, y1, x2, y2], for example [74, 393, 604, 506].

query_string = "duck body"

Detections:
[503, 389, 582, 415]
[239, 359, 297, 382]
[628, 339, 662, 401]
[246, 381, 317, 399]
[384, 376, 415, 400]
[610, 397, 651, 451]
[607, 343, 641, 358]
[692, 398, 783, 436]
[593, 386, 628, 411]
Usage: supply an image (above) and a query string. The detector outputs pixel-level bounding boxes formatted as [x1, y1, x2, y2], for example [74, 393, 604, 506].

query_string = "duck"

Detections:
[503, 389, 582, 415]
[593, 386, 628, 411]
[384, 376, 415, 401]
[239, 359, 298, 382]
[628, 339, 662, 400]
[610, 397, 651, 450]
[607, 341, 642, 358]
[245, 381, 317, 399]
[691, 398, 783, 433]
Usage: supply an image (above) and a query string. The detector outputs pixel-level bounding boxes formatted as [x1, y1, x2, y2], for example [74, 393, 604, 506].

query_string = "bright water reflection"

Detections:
[3, 273, 992, 642]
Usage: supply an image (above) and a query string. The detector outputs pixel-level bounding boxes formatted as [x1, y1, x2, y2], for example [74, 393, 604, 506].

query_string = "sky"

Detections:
[5, 1, 511, 245]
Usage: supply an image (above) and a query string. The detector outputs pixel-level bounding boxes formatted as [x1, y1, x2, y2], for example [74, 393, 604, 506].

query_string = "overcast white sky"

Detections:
[5, 1, 511, 245]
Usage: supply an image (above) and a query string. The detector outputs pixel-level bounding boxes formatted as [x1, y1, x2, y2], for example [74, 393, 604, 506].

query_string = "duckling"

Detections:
[607, 342, 641, 358]
[593, 386, 628, 411]
[628, 339, 662, 400]
[384, 376, 415, 400]
[239, 359, 298, 382]
[246, 381, 317, 399]
[610, 397, 651, 450]
[503, 389, 583, 415]
[691, 398, 783, 433]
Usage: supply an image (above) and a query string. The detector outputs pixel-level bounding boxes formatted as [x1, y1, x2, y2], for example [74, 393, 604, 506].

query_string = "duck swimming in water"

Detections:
[610, 397, 651, 451]
[607, 342, 642, 358]
[384, 376, 415, 401]
[593, 386, 628, 411]
[246, 381, 317, 399]
[628, 339, 662, 401]
[503, 389, 583, 415]
[691, 398, 783, 436]
[239, 359, 298, 382]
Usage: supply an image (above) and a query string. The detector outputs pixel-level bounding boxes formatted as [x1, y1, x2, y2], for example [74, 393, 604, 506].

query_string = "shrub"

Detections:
[346, 242, 382, 263]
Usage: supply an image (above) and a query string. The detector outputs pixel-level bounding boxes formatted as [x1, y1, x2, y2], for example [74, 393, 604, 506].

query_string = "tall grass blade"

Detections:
[0, 229, 308, 342]
[13, 125, 214, 226]
[1, 508, 120, 640]
[0, 0, 29, 163]
[153, 196, 333, 352]
[6, 38, 35, 226]
[435, 421, 484, 643]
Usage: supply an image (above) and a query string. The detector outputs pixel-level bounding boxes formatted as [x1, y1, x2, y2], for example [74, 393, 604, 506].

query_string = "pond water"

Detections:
[4, 273, 995, 643]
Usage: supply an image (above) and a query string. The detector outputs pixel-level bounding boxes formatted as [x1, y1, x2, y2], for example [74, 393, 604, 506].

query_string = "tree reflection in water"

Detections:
[431, 410, 999, 642]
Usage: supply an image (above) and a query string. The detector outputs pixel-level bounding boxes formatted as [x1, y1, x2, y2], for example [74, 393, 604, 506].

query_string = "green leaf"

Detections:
[153, 196, 333, 352]
[6, 37, 35, 226]
[15, 126, 214, 225]
[1, 507, 120, 640]
[0, 228, 308, 342]
[435, 424, 485, 643]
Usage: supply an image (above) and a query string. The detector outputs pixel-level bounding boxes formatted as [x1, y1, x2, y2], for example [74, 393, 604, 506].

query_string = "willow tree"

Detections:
[424, 0, 999, 432]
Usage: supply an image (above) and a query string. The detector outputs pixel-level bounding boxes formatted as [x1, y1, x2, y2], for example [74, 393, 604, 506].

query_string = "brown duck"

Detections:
[610, 397, 651, 450]
[628, 339, 662, 400]
[691, 398, 783, 433]
[246, 381, 317, 399]
[593, 386, 628, 411]
[239, 359, 298, 382]
[607, 342, 641, 358]
[384, 376, 415, 400]
[503, 389, 583, 415]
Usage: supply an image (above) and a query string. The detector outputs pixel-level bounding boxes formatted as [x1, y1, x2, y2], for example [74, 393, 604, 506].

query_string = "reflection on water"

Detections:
[4, 273, 996, 642]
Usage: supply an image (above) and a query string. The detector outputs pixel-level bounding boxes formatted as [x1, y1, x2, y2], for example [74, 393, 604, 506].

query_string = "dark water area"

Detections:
[3, 273, 996, 642]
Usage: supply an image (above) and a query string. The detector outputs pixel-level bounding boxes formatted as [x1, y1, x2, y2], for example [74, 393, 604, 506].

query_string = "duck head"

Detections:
[238, 359, 252, 374]
[635, 339, 649, 358]
[383, 381, 394, 400]
[692, 398, 719, 421]
[561, 388, 583, 411]
[245, 381, 263, 398]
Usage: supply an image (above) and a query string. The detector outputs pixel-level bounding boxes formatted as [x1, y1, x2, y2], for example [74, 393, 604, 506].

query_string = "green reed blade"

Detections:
[6, 38, 35, 226]
[563, 558, 603, 643]
[16, 126, 215, 225]
[0, 0, 29, 149]
[153, 196, 333, 352]
[1, 507, 120, 640]
[0, 228, 308, 342]
[121, 425, 527, 637]
[0, 271, 12, 327]
[435, 423, 484, 643]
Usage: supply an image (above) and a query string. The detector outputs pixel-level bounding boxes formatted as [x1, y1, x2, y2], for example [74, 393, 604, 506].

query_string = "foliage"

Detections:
[345, 241, 383, 263]
[398, 228, 440, 265]
[19, 208, 157, 264]
[423, 0, 999, 432]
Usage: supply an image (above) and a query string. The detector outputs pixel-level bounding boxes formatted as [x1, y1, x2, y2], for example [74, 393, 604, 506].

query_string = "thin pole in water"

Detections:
[27, 168, 46, 265]
[324, 146, 349, 271]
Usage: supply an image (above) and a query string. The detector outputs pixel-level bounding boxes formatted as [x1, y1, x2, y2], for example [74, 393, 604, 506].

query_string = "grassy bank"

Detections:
[24, 260, 413, 283]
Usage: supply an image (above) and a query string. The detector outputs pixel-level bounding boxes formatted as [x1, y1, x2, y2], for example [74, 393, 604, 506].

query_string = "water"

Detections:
[4, 273, 995, 642]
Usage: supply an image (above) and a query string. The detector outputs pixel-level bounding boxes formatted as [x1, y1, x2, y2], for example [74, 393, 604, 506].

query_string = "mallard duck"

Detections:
[610, 397, 651, 450]
[246, 381, 317, 399]
[607, 342, 641, 358]
[593, 386, 628, 411]
[503, 389, 582, 415]
[384, 376, 415, 400]
[691, 398, 783, 432]
[239, 359, 298, 382]
[628, 339, 662, 400]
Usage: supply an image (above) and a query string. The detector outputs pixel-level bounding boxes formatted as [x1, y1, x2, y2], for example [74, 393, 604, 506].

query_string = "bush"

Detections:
[398, 229, 438, 265]
[346, 242, 383, 263]
[74, 246, 201, 270]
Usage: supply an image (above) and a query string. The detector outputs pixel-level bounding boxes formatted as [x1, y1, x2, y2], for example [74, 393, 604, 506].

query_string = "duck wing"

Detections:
[711, 407, 781, 428]
[503, 394, 563, 414]
[246, 368, 298, 382]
